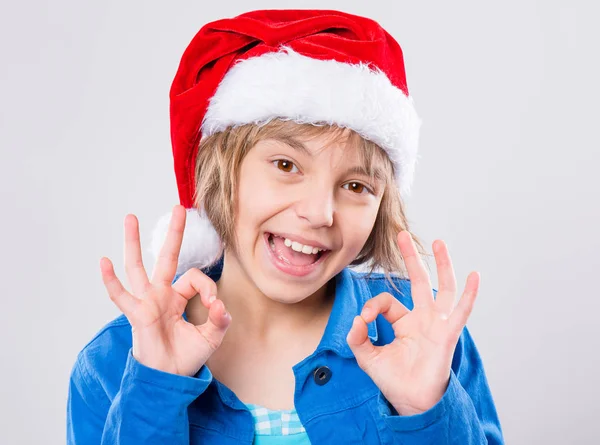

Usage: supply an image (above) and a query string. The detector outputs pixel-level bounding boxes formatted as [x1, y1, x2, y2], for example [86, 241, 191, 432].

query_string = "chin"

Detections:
[258, 284, 316, 304]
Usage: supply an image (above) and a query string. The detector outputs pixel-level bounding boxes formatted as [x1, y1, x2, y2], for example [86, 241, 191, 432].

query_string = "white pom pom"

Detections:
[148, 207, 222, 276]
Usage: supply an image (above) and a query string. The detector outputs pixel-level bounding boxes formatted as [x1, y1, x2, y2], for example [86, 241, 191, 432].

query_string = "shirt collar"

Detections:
[192, 258, 378, 359]
[315, 267, 378, 358]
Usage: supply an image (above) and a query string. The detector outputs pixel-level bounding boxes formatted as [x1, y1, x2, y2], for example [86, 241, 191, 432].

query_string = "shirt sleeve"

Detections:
[376, 325, 505, 444]
[67, 347, 213, 444]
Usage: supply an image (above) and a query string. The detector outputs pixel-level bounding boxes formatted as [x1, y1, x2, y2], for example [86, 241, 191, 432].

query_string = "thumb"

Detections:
[346, 315, 376, 365]
[195, 298, 232, 351]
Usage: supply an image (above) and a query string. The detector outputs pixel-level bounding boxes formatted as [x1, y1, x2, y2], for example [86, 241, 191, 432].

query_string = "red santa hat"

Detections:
[148, 9, 422, 275]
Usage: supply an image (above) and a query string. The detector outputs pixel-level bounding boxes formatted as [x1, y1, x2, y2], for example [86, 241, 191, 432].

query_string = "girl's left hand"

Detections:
[346, 230, 480, 416]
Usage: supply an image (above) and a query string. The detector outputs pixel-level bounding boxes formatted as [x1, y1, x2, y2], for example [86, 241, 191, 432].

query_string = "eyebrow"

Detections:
[342, 165, 386, 184]
[267, 136, 386, 184]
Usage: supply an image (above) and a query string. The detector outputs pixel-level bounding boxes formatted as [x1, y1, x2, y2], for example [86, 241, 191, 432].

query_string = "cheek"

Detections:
[236, 167, 285, 222]
[339, 205, 379, 246]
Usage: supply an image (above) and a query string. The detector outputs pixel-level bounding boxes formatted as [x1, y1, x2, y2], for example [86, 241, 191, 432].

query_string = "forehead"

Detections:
[264, 132, 352, 155]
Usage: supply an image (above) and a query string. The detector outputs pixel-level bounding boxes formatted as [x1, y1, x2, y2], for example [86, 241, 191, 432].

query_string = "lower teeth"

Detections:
[269, 234, 289, 264]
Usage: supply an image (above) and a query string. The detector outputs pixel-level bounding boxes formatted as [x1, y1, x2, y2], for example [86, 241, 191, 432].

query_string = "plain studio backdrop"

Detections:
[1, 1, 598, 444]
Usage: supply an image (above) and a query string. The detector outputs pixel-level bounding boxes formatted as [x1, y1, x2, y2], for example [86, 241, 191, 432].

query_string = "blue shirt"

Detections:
[67, 260, 504, 444]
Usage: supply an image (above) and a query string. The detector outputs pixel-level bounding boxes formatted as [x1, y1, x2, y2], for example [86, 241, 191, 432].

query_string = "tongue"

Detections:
[271, 235, 318, 267]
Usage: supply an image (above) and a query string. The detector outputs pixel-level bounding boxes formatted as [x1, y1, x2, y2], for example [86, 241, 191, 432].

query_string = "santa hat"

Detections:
[148, 9, 422, 276]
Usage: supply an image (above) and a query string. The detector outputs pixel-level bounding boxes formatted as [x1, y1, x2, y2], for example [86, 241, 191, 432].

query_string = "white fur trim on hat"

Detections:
[201, 46, 422, 196]
[148, 208, 222, 277]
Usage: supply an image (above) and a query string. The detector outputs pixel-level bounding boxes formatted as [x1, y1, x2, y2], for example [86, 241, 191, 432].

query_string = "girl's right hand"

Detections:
[99, 204, 231, 377]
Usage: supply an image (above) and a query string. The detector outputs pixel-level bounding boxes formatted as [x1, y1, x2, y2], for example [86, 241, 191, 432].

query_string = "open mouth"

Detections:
[264, 232, 331, 276]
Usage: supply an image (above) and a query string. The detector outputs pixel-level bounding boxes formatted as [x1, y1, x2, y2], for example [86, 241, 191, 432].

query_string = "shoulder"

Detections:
[77, 313, 133, 366]
[350, 268, 439, 311]
[70, 314, 133, 404]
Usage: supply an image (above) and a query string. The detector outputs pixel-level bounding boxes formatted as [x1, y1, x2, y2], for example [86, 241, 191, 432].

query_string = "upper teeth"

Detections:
[277, 235, 325, 255]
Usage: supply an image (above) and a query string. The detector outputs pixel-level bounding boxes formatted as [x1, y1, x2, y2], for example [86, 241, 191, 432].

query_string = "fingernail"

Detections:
[361, 308, 372, 320]
[208, 295, 216, 304]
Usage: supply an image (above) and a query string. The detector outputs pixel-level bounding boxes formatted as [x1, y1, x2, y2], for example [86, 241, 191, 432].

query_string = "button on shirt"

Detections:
[312, 366, 332, 386]
[67, 259, 505, 444]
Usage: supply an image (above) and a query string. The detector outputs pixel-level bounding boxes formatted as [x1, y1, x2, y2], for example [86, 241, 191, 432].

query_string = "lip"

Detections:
[263, 232, 331, 277]
[268, 231, 331, 251]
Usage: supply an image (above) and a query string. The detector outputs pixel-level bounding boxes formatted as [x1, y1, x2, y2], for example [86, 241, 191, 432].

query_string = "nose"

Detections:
[294, 183, 334, 228]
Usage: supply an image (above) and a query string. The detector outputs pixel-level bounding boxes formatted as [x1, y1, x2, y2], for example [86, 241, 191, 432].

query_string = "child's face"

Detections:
[228, 130, 385, 303]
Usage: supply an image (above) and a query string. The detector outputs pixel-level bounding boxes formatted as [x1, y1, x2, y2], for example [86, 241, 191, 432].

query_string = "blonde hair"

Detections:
[193, 119, 431, 292]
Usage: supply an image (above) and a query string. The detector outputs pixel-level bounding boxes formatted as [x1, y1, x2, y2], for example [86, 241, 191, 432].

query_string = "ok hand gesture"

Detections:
[99, 205, 231, 377]
[346, 231, 479, 415]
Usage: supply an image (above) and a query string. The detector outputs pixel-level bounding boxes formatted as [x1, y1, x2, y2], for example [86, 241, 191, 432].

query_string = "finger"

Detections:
[360, 292, 410, 325]
[397, 230, 434, 308]
[172, 268, 218, 305]
[123, 214, 150, 296]
[432, 239, 458, 316]
[100, 257, 140, 317]
[346, 315, 377, 365]
[448, 272, 480, 338]
[151, 204, 186, 285]
[196, 298, 232, 350]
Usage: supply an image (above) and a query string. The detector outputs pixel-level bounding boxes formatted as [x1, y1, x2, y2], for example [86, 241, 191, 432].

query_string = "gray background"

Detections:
[1, 0, 598, 443]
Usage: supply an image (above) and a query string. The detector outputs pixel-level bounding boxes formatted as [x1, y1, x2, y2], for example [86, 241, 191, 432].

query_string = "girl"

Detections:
[67, 9, 504, 444]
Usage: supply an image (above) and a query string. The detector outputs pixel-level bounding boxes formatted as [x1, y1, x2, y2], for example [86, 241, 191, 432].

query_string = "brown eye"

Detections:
[273, 159, 298, 173]
[343, 182, 371, 195]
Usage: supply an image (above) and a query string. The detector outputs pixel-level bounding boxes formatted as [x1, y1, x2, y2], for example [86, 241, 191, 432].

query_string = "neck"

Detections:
[214, 250, 335, 344]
